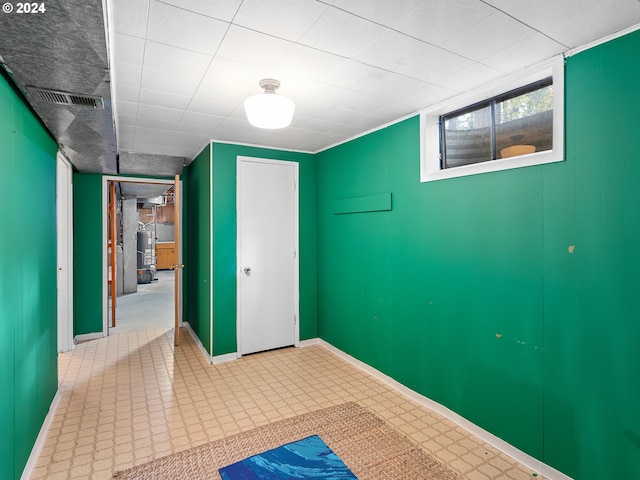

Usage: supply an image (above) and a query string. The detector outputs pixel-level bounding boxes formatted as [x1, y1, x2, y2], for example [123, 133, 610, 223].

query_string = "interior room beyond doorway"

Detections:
[107, 179, 176, 336]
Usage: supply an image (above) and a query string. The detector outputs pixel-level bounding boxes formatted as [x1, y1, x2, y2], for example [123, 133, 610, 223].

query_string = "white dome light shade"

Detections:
[244, 79, 295, 129]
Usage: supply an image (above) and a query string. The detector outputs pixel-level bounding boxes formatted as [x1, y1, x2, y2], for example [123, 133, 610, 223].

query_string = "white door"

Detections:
[237, 157, 299, 355]
[57, 153, 74, 352]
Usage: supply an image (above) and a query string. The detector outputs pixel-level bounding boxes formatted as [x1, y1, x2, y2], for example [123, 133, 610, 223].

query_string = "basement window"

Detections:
[421, 56, 564, 182]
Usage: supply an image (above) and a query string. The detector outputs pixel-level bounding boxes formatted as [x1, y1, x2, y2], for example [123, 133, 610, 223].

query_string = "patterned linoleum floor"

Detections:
[30, 328, 545, 480]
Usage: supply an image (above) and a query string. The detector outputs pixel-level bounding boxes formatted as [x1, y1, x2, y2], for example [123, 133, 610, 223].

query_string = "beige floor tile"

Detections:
[29, 327, 548, 479]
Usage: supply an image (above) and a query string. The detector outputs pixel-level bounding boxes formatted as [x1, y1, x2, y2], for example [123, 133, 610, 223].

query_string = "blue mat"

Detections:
[218, 434, 358, 480]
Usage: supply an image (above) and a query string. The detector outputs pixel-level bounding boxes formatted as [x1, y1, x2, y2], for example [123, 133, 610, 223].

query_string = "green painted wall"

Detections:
[316, 30, 640, 480]
[317, 117, 545, 460]
[73, 173, 103, 335]
[184, 145, 212, 352]
[207, 142, 317, 356]
[0, 69, 58, 480]
[541, 30, 640, 479]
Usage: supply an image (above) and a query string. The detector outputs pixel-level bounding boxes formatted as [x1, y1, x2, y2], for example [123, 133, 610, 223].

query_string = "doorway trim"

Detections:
[57, 152, 74, 352]
[236, 156, 300, 357]
[101, 176, 177, 336]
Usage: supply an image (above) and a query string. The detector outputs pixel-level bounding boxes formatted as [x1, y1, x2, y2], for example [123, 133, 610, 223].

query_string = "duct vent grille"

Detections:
[27, 86, 104, 109]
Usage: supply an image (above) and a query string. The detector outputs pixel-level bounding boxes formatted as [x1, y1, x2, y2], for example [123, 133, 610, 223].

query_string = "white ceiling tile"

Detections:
[112, 33, 145, 66]
[185, 113, 228, 128]
[295, 117, 364, 137]
[332, 0, 423, 26]
[117, 125, 136, 143]
[372, 84, 457, 119]
[113, 62, 142, 87]
[277, 44, 346, 81]
[119, 114, 137, 126]
[398, 48, 473, 83]
[393, 83, 458, 111]
[226, 103, 253, 122]
[542, 1, 640, 48]
[141, 67, 201, 97]
[212, 116, 254, 137]
[267, 129, 345, 152]
[394, 0, 494, 46]
[217, 26, 294, 68]
[181, 111, 221, 125]
[159, 0, 243, 22]
[135, 127, 201, 147]
[142, 41, 212, 77]
[442, 11, 537, 61]
[137, 104, 184, 122]
[112, 0, 149, 37]
[299, 7, 387, 57]
[181, 119, 228, 143]
[134, 127, 170, 145]
[115, 84, 140, 103]
[355, 30, 437, 72]
[139, 89, 192, 110]
[135, 116, 179, 131]
[116, 101, 138, 116]
[291, 102, 332, 122]
[146, 1, 228, 55]
[194, 57, 273, 104]
[273, 77, 349, 109]
[186, 99, 236, 117]
[106, 0, 640, 157]
[330, 89, 382, 113]
[175, 121, 219, 136]
[326, 62, 425, 100]
[317, 106, 386, 129]
[482, 34, 565, 72]
[325, 61, 389, 91]
[233, 0, 329, 42]
[482, 0, 601, 32]
[437, 62, 503, 93]
[364, 72, 427, 100]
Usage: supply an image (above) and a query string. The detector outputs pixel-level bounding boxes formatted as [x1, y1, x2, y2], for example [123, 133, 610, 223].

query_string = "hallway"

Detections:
[28, 336, 544, 479]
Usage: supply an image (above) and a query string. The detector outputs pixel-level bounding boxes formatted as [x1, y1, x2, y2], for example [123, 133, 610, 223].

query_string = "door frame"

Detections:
[236, 156, 300, 357]
[57, 152, 74, 352]
[101, 176, 179, 335]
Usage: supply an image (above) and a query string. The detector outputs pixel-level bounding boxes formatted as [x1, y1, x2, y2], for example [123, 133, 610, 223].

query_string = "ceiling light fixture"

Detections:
[244, 79, 295, 129]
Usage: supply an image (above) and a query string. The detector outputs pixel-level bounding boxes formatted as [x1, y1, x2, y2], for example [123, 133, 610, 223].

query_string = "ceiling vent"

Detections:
[26, 86, 105, 109]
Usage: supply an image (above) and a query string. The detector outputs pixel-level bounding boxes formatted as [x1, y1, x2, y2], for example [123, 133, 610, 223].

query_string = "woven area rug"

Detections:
[113, 402, 462, 480]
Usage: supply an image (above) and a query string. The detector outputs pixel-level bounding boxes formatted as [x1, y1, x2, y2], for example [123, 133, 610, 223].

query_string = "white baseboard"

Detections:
[211, 352, 238, 364]
[183, 322, 213, 364]
[299, 338, 320, 348]
[20, 390, 61, 480]
[73, 332, 104, 344]
[310, 339, 573, 480]
[182, 323, 238, 364]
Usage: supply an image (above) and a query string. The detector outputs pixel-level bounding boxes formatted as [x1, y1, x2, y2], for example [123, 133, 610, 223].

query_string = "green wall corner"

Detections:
[184, 144, 212, 353]
[73, 173, 104, 336]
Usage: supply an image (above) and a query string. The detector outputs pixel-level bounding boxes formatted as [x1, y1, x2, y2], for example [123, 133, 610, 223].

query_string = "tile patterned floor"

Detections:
[30, 327, 545, 479]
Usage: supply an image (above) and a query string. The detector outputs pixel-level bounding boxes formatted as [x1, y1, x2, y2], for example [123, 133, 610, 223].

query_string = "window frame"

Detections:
[420, 56, 564, 182]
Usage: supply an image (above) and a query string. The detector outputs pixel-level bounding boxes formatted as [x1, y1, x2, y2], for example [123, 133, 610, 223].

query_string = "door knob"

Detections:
[244, 267, 251, 275]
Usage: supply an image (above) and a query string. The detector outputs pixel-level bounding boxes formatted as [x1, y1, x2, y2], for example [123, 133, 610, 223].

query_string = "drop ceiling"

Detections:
[1, 1, 640, 175]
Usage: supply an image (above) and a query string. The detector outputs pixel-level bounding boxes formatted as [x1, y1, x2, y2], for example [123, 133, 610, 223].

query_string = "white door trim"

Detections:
[101, 176, 175, 336]
[56, 152, 74, 352]
[236, 156, 300, 357]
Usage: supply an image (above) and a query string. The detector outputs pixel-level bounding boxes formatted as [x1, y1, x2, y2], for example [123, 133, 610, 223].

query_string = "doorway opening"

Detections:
[103, 176, 181, 339]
